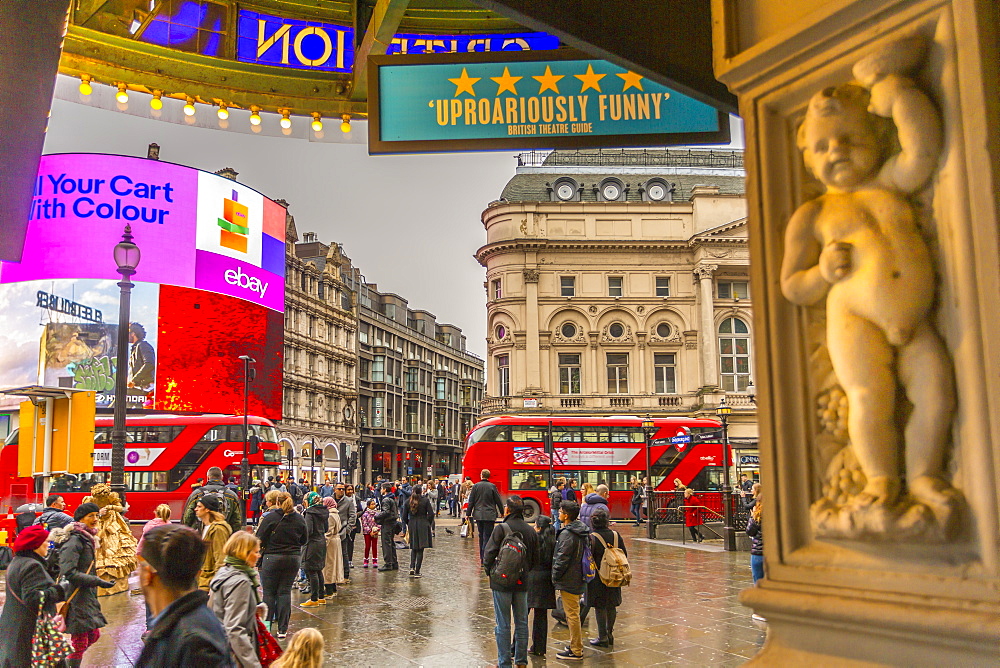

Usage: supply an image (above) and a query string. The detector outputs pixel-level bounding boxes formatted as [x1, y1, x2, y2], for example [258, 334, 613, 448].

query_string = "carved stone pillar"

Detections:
[694, 264, 719, 389]
[523, 267, 541, 393]
[713, 1, 1000, 663]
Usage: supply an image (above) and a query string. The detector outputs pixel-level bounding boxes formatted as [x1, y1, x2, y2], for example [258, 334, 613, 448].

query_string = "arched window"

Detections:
[719, 317, 751, 392]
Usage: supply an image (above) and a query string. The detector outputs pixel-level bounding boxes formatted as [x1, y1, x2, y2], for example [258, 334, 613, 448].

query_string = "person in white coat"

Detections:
[322, 497, 345, 597]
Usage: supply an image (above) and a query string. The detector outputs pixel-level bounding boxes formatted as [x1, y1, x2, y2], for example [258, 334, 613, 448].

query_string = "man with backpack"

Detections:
[466, 469, 504, 563]
[551, 500, 590, 661]
[483, 496, 539, 668]
[182, 466, 243, 533]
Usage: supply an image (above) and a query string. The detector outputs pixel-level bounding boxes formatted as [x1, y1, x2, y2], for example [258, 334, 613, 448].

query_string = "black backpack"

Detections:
[288, 482, 304, 505]
[489, 524, 528, 590]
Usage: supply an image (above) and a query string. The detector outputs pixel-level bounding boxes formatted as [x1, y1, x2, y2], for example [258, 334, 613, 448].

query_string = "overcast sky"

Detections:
[42, 85, 743, 361]
[42, 93, 514, 359]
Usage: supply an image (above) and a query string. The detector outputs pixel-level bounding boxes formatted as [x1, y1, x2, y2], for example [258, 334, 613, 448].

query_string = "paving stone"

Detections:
[2, 518, 764, 666]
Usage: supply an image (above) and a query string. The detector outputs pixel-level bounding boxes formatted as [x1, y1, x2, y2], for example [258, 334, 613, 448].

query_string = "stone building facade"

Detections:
[279, 216, 360, 485]
[352, 278, 485, 482]
[476, 149, 758, 451]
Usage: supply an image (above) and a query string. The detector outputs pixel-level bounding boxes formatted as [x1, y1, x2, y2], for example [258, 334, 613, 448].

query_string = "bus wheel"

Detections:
[523, 498, 541, 523]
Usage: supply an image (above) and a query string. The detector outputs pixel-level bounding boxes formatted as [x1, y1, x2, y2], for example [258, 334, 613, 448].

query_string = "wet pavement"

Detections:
[3, 517, 765, 666]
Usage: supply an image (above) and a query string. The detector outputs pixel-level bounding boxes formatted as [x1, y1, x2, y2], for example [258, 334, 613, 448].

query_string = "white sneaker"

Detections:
[751, 613, 767, 623]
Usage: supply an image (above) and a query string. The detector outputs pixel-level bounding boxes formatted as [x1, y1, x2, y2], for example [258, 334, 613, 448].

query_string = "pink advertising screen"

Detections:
[0, 153, 285, 312]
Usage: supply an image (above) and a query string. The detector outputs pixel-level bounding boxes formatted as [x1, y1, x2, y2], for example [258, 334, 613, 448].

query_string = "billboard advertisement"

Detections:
[0, 154, 286, 312]
[0, 154, 284, 419]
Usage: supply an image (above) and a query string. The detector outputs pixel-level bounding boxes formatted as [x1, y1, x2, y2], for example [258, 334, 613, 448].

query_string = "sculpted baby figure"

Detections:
[780, 55, 957, 526]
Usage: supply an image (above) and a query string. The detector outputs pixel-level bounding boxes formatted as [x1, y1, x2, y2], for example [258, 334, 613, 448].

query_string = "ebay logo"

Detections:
[225, 266, 270, 298]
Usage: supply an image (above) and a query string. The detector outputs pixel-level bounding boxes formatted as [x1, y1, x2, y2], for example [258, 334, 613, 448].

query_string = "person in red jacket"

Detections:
[683, 488, 705, 542]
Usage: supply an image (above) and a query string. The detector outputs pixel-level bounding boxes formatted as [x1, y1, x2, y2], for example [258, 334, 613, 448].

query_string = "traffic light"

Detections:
[248, 435, 260, 455]
[314, 448, 323, 462]
[349, 451, 358, 471]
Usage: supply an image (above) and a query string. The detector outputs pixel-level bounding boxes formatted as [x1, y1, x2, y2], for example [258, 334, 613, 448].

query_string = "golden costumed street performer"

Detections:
[84, 483, 138, 595]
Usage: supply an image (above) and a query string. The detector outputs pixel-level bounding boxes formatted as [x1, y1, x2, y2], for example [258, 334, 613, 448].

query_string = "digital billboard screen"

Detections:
[0, 154, 284, 419]
[1, 153, 286, 312]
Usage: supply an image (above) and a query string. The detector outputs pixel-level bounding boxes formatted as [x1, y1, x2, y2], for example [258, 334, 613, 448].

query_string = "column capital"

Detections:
[694, 263, 719, 280]
[522, 268, 540, 283]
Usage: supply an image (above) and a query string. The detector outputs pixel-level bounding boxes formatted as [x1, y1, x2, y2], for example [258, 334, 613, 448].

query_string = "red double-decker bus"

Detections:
[0, 414, 281, 522]
[461, 415, 729, 521]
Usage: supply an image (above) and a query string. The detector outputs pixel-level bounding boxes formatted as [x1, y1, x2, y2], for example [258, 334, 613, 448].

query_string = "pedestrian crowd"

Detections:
[1, 467, 764, 667]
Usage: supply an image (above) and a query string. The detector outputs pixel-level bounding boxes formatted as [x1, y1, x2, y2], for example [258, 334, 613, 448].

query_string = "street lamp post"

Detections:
[717, 396, 737, 551]
[110, 225, 140, 502]
[641, 414, 657, 540]
[238, 355, 255, 499]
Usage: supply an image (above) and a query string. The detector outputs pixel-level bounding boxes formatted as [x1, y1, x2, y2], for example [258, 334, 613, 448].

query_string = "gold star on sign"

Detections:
[532, 65, 564, 94]
[616, 70, 644, 92]
[448, 68, 481, 97]
[490, 67, 523, 95]
[574, 63, 606, 93]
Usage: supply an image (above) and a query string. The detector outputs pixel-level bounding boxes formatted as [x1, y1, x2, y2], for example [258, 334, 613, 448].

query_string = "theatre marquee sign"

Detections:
[368, 50, 729, 153]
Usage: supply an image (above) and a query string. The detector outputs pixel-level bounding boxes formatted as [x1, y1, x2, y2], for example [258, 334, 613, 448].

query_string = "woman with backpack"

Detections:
[406, 485, 434, 577]
[196, 495, 233, 591]
[526, 515, 557, 657]
[587, 508, 628, 648]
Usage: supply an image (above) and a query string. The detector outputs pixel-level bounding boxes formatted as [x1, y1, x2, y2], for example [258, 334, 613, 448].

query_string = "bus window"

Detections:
[608, 426, 644, 443]
[129, 471, 170, 491]
[203, 426, 230, 442]
[607, 471, 644, 491]
[577, 471, 604, 489]
[581, 427, 606, 442]
[467, 424, 510, 445]
[511, 470, 549, 491]
[690, 467, 725, 490]
[262, 448, 281, 463]
[552, 426, 583, 442]
[510, 425, 546, 442]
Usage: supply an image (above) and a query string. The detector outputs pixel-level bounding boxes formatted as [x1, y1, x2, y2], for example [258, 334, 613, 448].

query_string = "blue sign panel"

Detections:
[369, 50, 728, 153]
[670, 435, 692, 444]
[236, 10, 559, 73]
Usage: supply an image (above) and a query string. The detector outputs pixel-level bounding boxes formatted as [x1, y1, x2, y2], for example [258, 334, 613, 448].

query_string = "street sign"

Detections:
[670, 435, 691, 444]
[368, 49, 729, 154]
[691, 430, 724, 443]
[650, 438, 670, 447]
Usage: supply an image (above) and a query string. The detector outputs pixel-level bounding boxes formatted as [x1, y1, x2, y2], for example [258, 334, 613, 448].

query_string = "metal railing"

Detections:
[649, 490, 750, 538]
[515, 148, 745, 169]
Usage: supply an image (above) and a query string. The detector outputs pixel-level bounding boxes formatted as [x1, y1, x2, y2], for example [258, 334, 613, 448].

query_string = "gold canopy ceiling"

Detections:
[61, 0, 545, 121]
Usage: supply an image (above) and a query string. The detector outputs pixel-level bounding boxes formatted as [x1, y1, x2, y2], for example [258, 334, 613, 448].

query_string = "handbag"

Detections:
[55, 558, 95, 632]
[8, 589, 73, 667]
[255, 616, 283, 667]
[460, 521, 469, 538]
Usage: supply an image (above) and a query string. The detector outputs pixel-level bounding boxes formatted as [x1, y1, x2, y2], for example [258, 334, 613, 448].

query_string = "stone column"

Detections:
[390, 443, 399, 480]
[712, 4, 1000, 663]
[694, 264, 719, 389]
[523, 267, 541, 392]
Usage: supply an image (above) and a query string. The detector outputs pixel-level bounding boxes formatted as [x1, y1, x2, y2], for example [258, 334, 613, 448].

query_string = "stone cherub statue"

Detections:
[780, 37, 962, 540]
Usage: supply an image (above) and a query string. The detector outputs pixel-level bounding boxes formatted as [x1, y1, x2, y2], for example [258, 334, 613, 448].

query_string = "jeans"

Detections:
[560, 590, 583, 656]
[477, 520, 495, 562]
[595, 606, 617, 642]
[630, 502, 642, 523]
[409, 547, 425, 573]
[492, 589, 528, 668]
[750, 553, 765, 584]
[260, 553, 299, 633]
[342, 536, 353, 579]
[530, 608, 548, 654]
[380, 525, 397, 566]
[306, 569, 324, 601]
